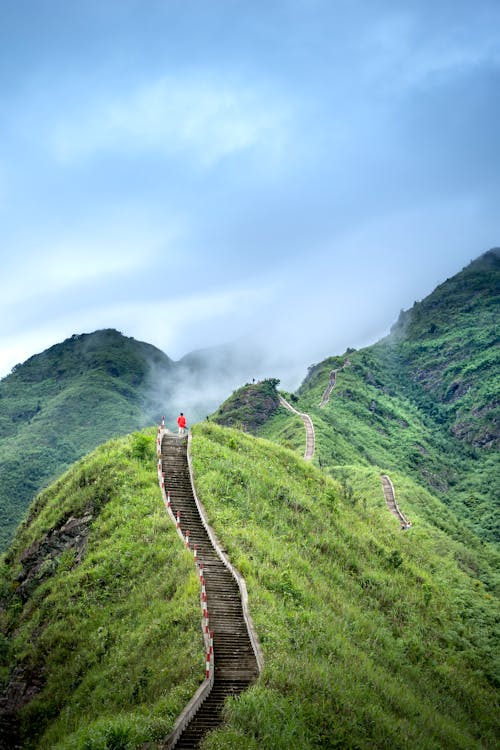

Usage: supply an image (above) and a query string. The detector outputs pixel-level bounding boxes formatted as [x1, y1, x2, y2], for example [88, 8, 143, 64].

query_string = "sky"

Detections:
[0, 0, 499, 389]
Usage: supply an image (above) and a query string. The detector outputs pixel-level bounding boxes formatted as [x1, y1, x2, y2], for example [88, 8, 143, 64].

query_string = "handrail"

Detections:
[381, 474, 411, 529]
[278, 395, 315, 461]
[156, 426, 214, 749]
[157, 423, 264, 748]
[186, 432, 264, 673]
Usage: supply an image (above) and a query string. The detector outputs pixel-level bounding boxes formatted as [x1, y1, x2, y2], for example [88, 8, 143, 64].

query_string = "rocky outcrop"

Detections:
[16, 514, 93, 602]
[0, 513, 93, 747]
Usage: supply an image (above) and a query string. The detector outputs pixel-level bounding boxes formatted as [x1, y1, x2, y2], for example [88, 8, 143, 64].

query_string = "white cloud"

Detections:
[0, 220, 182, 308]
[93, 283, 278, 357]
[0, 279, 277, 377]
[51, 75, 292, 168]
[359, 8, 500, 94]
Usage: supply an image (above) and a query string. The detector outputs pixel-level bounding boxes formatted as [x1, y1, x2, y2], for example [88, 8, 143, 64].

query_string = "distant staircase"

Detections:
[319, 360, 351, 408]
[160, 433, 261, 749]
[278, 396, 315, 460]
[381, 474, 411, 529]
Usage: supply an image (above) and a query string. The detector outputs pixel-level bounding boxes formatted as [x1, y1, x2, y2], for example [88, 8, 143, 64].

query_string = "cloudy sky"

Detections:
[0, 0, 498, 387]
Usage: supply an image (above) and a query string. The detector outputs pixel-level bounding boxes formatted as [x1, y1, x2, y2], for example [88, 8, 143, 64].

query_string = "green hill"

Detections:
[0, 248, 498, 747]
[258, 249, 499, 544]
[0, 329, 178, 551]
[211, 378, 281, 433]
[0, 429, 201, 749]
[1, 423, 498, 749]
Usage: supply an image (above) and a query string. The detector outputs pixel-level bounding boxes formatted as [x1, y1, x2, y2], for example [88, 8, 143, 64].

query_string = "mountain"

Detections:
[0, 329, 174, 551]
[0, 331, 265, 551]
[0, 249, 499, 748]
[257, 249, 499, 545]
[389, 247, 499, 449]
[0, 424, 498, 748]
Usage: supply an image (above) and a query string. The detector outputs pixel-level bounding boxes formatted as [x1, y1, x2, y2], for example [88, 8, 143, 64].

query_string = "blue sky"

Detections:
[0, 0, 499, 387]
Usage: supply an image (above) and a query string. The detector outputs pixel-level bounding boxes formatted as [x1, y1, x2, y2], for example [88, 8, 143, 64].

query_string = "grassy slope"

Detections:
[0, 429, 202, 750]
[190, 423, 498, 750]
[0, 423, 498, 749]
[296, 349, 496, 538]
[210, 379, 281, 433]
[0, 329, 175, 550]
[257, 252, 499, 545]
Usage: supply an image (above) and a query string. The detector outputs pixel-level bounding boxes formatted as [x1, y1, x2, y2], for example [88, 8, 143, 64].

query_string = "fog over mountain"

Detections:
[0, 1, 499, 379]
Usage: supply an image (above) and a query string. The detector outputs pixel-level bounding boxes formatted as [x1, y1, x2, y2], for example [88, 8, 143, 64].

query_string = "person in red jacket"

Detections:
[177, 412, 187, 435]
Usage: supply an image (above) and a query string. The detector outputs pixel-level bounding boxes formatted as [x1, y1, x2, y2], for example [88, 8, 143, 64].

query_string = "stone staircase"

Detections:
[161, 434, 260, 749]
[319, 360, 351, 408]
[278, 395, 315, 460]
[381, 474, 411, 529]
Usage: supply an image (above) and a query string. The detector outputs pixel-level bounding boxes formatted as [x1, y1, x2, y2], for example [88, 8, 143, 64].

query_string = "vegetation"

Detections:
[0, 329, 175, 550]
[259, 250, 499, 544]
[2, 422, 498, 749]
[0, 429, 202, 749]
[0, 250, 498, 748]
[211, 379, 281, 433]
[189, 423, 499, 749]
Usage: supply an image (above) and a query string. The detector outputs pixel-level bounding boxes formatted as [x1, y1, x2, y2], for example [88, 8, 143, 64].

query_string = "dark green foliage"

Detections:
[0, 429, 202, 749]
[0, 330, 176, 550]
[261, 250, 499, 544]
[211, 379, 280, 433]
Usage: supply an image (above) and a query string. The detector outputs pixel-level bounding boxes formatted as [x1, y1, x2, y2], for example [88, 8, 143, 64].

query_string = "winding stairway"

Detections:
[278, 395, 315, 460]
[160, 433, 261, 749]
[380, 474, 411, 529]
[319, 360, 351, 408]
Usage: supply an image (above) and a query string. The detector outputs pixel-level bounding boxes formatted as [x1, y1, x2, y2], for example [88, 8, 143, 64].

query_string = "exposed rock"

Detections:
[0, 662, 46, 748]
[0, 513, 94, 746]
[444, 380, 471, 403]
[17, 513, 93, 602]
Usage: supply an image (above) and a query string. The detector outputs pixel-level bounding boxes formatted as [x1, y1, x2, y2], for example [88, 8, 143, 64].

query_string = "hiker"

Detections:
[177, 412, 187, 435]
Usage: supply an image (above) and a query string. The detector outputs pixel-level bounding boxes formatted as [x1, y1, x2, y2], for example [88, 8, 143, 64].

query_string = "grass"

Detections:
[188, 422, 499, 750]
[1, 422, 498, 749]
[0, 329, 175, 551]
[0, 429, 202, 749]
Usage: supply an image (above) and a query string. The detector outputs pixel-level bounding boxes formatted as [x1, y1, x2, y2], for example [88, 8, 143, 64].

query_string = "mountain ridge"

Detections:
[0, 248, 499, 748]
[0, 423, 498, 748]
[0, 330, 264, 550]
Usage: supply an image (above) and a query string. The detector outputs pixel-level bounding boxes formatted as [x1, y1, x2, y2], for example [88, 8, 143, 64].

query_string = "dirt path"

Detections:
[278, 395, 315, 461]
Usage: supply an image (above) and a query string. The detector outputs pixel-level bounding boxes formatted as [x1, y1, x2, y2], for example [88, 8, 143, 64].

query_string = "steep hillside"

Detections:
[1, 423, 498, 749]
[391, 247, 499, 449]
[0, 429, 201, 749]
[211, 378, 281, 432]
[190, 423, 498, 749]
[0, 331, 268, 552]
[0, 329, 178, 550]
[261, 250, 499, 543]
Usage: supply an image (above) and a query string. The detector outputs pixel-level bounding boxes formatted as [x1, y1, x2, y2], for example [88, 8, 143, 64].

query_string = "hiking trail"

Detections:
[158, 429, 262, 749]
[278, 395, 315, 460]
[319, 360, 351, 407]
[380, 474, 411, 529]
